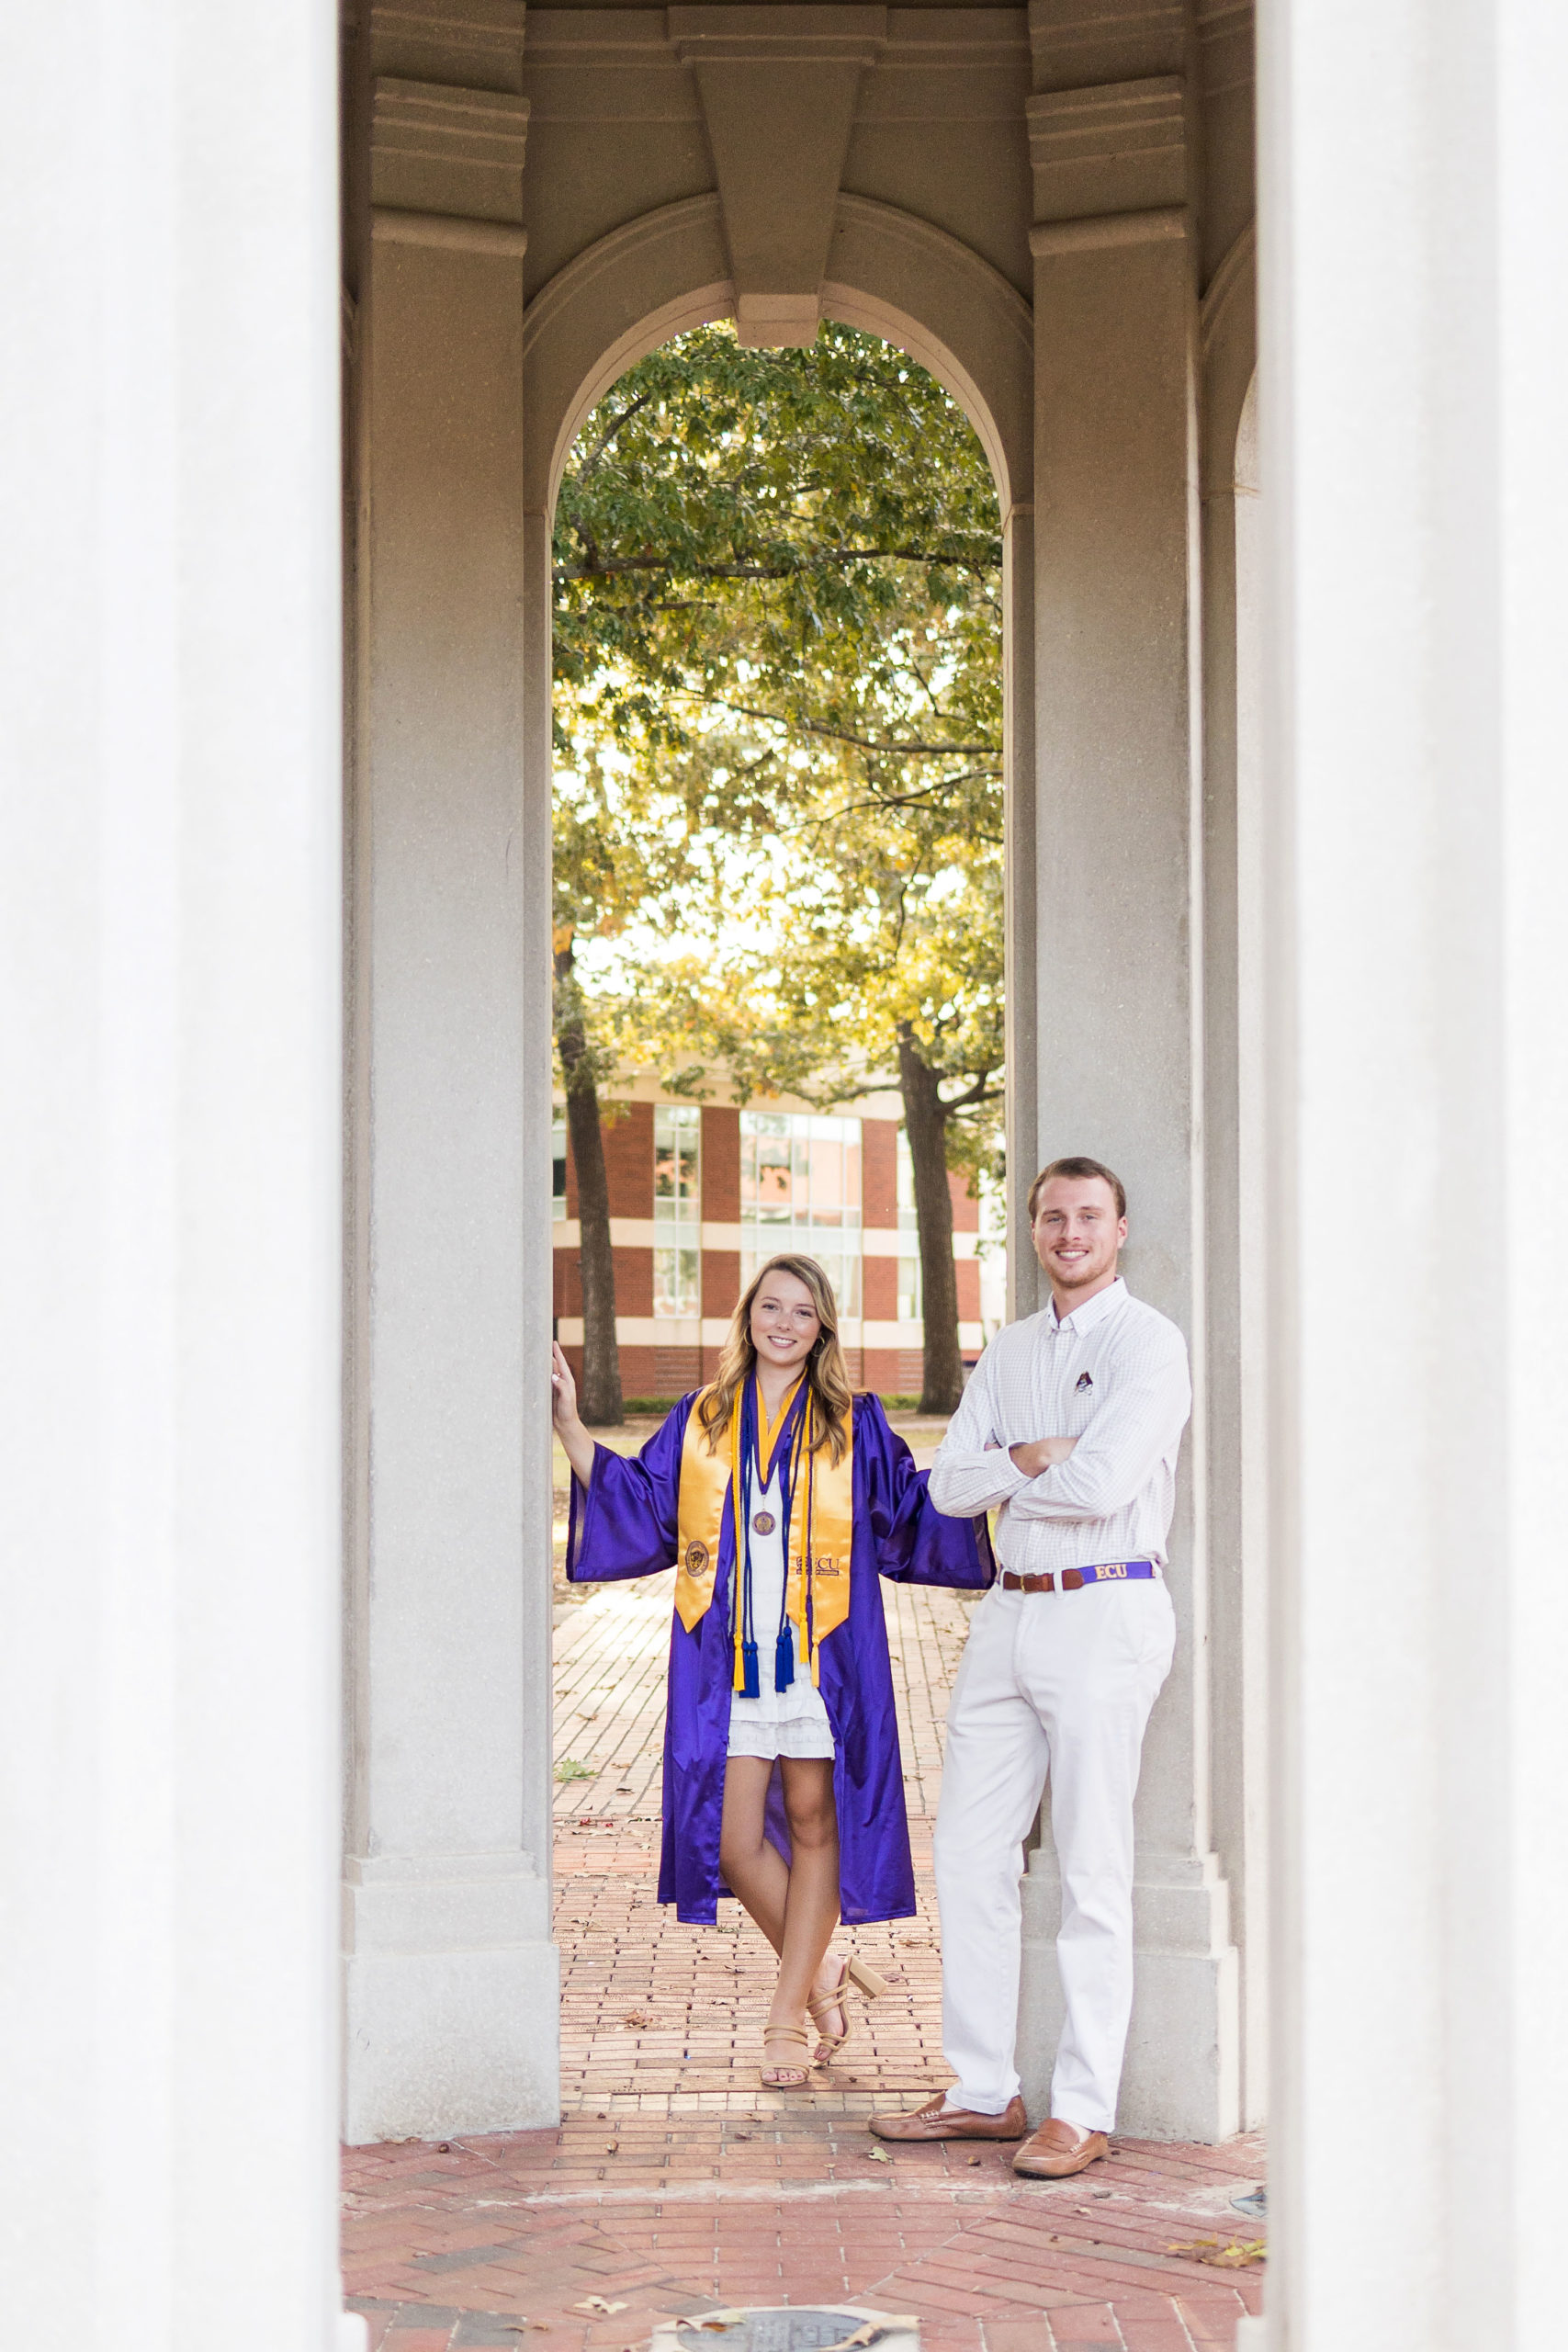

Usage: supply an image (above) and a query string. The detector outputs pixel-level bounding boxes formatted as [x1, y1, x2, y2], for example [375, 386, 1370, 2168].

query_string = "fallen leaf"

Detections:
[604, 2142, 620, 2154]
[866, 2146, 892, 2164]
[572, 2299, 629, 2316]
[966, 2154, 983, 2166]
[1165, 2237, 1267, 2268]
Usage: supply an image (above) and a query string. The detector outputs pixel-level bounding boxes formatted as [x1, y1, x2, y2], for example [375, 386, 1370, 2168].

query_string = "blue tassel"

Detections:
[774, 1627, 795, 1691]
[740, 1639, 761, 1700]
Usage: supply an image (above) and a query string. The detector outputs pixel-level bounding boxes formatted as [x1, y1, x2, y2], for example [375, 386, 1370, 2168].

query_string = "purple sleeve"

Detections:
[854, 1394, 996, 1589]
[566, 1396, 694, 1582]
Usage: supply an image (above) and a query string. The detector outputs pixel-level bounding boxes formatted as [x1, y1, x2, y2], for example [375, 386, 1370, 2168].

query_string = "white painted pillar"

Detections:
[1013, 8, 1240, 2143]
[0, 6, 343, 2349]
[1258, 3, 1568, 2346]
[1016, 203, 1239, 2144]
[342, 0, 558, 2142]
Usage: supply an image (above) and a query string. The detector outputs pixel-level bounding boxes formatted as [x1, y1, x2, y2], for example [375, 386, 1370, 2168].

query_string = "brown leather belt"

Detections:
[1000, 1559, 1157, 1594]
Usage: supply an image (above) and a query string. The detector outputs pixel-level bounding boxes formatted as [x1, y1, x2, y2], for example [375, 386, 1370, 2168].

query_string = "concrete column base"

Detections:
[342, 1855, 560, 2143]
[1018, 1846, 1240, 2142]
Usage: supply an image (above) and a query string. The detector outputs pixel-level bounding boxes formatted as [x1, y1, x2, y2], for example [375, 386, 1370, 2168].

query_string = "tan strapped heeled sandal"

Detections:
[808, 1957, 891, 2066]
[760, 2023, 815, 2090]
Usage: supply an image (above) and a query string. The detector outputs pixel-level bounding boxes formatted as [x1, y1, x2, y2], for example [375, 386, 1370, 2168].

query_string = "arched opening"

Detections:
[543, 308, 1011, 2116]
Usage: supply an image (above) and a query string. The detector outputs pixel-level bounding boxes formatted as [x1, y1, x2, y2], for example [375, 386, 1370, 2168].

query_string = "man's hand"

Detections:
[1009, 1434, 1078, 1477]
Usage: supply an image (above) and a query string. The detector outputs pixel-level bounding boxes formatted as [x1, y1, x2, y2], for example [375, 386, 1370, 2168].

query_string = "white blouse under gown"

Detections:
[725, 1456, 836, 1761]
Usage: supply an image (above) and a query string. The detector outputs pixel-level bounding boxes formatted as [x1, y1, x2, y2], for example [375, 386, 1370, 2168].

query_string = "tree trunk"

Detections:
[897, 1028, 964, 1415]
[554, 946, 623, 1426]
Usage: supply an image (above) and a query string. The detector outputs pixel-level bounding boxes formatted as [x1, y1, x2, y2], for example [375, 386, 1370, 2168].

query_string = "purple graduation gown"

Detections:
[567, 1389, 995, 1925]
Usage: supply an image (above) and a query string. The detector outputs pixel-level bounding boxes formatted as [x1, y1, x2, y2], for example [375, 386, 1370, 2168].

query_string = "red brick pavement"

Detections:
[344, 2096, 1264, 2352]
[344, 1826, 1264, 2352]
[345, 1516, 1265, 2352]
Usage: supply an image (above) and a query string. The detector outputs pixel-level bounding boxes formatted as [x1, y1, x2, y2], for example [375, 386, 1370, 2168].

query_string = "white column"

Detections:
[1258, 3, 1568, 2346]
[0, 6, 343, 2349]
[342, 0, 558, 2138]
[1015, 204, 1240, 2143]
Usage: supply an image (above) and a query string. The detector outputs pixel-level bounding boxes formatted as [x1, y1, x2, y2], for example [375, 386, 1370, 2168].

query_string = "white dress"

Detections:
[726, 1455, 837, 1760]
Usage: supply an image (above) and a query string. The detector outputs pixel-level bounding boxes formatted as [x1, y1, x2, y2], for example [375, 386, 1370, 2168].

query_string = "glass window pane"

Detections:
[654, 1245, 701, 1317]
[757, 1136, 793, 1219]
[896, 1127, 918, 1230]
[897, 1255, 922, 1321]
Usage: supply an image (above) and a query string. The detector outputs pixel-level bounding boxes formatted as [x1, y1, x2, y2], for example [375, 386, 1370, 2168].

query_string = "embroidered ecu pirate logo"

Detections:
[1075, 1371, 1094, 1392]
[684, 1540, 710, 1576]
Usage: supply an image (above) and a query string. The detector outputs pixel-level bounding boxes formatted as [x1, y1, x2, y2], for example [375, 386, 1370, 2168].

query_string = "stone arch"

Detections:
[519, 205, 1038, 1658]
[522, 189, 1033, 522]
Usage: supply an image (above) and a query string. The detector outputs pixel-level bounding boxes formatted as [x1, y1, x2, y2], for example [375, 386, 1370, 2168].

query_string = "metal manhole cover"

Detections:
[733, 2317, 864, 2352]
[652, 2309, 917, 2352]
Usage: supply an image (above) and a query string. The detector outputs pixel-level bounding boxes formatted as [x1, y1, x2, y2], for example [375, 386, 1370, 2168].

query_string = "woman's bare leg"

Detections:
[719, 1758, 791, 1951]
[770, 1758, 842, 2030]
[719, 1756, 848, 2067]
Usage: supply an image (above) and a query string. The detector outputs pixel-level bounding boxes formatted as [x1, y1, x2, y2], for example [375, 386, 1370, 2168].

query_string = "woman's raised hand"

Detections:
[551, 1342, 596, 1487]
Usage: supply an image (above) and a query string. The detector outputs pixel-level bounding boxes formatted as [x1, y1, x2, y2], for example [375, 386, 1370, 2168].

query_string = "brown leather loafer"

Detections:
[1012, 2118, 1110, 2177]
[869, 2093, 1027, 2143]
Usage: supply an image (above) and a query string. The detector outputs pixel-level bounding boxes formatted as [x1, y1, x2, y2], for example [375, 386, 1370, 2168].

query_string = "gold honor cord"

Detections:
[784, 1395, 853, 1683]
[674, 1383, 853, 1685]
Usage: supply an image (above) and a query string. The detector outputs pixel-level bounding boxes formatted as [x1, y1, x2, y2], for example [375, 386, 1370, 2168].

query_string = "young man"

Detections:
[868, 1156, 1190, 2178]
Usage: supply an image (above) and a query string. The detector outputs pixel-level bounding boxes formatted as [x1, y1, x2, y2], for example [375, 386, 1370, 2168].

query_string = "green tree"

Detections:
[553, 322, 1003, 1410]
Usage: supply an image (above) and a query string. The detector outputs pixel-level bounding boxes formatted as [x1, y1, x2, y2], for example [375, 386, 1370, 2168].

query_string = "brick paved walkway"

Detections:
[345, 1423, 1265, 2350]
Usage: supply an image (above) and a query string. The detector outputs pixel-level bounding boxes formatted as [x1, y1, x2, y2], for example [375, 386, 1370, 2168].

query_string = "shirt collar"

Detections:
[1049, 1274, 1127, 1337]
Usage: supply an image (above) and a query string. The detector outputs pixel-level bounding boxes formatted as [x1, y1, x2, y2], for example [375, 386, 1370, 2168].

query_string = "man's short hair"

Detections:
[1027, 1156, 1127, 1222]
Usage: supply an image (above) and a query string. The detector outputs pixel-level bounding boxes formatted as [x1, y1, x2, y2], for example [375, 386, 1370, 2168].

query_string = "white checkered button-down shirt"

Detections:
[928, 1276, 1191, 1573]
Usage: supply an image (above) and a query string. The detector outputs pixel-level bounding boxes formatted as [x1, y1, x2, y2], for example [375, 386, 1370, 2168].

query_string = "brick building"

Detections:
[553, 1081, 989, 1401]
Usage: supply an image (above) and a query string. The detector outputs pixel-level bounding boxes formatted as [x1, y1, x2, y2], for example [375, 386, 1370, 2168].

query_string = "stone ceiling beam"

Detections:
[668, 5, 886, 345]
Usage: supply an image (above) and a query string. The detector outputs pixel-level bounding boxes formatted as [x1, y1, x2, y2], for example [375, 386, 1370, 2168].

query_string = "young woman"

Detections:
[552, 1253, 994, 2090]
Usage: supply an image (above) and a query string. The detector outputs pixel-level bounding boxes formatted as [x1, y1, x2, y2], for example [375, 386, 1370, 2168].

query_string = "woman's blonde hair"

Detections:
[697, 1253, 854, 1464]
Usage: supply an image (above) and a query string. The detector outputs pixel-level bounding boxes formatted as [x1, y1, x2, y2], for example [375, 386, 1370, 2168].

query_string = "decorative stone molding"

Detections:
[667, 6, 887, 345]
[1030, 202, 1187, 257]
[369, 0, 526, 93]
[370, 208, 528, 257]
[1028, 0, 1185, 93]
[370, 77, 530, 222]
[1026, 74, 1187, 222]
[667, 4, 886, 64]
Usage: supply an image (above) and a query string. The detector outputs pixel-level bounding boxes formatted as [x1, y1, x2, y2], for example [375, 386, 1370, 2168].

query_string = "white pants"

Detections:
[932, 1577, 1175, 2132]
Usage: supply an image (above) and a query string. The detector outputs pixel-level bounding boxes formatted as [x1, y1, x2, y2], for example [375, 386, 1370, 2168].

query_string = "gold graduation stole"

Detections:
[675, 1379, 853, 1686]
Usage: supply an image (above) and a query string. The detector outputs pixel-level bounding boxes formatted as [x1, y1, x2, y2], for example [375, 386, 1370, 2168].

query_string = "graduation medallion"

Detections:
[752, 1510, 776, 1536]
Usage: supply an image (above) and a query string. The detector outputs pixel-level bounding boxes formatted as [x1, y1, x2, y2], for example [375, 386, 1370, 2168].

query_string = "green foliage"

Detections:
[552, 321, 1004, 1173]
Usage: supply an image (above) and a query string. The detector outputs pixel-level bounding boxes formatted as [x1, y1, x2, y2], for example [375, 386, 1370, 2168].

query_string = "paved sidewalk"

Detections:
[346, 1447, 1265, 2350]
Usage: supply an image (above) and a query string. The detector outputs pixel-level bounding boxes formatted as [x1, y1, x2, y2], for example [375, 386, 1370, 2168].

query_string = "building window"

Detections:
[740, 1112, 863, 1317]
[654, 1103, 701, 1317]
[552, 1116, 568, 1222]
[897, 1255, 922, 1323]
[896, 1126, 918, 1231]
